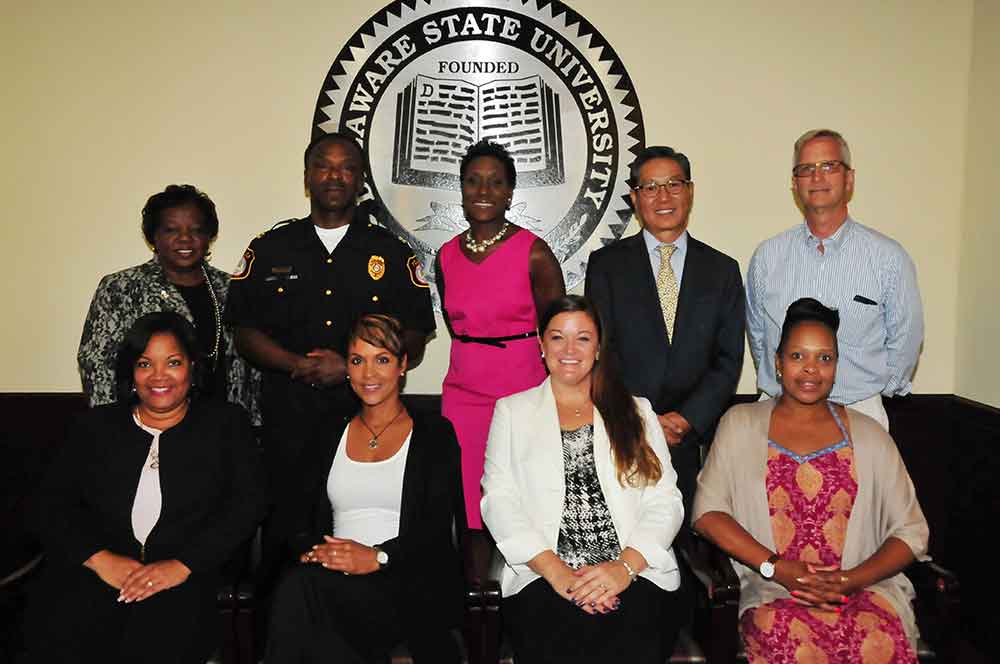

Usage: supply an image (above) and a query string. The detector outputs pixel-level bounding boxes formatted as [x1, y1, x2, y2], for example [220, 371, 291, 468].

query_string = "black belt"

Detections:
[454, 330, 538, 348]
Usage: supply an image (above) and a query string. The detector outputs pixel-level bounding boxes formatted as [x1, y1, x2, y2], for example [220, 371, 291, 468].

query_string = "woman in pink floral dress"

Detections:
[693, 298, 928, 663]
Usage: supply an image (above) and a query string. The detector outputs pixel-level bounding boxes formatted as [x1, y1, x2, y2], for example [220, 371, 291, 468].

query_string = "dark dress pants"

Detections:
[503, 576, 682, 664]
[22, 564, 218, 664]
[265, 564, 459, 664]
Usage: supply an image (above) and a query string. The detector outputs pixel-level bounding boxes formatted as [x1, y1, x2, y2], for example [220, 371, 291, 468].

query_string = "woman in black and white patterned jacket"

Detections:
[77, 184, 258, 422]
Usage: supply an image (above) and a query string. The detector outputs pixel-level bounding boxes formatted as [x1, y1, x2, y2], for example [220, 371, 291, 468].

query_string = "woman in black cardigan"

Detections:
[265, 314, 464, 663]
[24, 311, 266, 663]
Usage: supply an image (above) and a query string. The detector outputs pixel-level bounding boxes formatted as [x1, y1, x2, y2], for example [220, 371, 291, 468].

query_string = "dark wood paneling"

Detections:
[885, 394, 1000, 654]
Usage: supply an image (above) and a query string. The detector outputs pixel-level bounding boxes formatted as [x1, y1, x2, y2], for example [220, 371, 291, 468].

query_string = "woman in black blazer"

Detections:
[24, 312, 266, 664]
[265, 314, 464, 663]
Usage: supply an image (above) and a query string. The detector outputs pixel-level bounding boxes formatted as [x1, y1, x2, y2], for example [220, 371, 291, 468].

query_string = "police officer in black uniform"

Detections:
[224, 132, 435, 593]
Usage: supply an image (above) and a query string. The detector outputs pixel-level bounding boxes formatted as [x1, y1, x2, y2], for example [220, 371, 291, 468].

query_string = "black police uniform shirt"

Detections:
[224, 213, 435, 415]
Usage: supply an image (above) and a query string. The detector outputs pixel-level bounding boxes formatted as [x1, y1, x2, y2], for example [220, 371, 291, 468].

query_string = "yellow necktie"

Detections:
[656, 244, 678, 341]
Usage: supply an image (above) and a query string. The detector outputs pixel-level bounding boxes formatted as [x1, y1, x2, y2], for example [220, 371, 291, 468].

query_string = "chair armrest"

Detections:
[906, 560, 960, 598]
[460, 530, 503, 664]
[679, 533, 740, 607]
[905, 560, 961, 662]
[462, 529, 494, 590]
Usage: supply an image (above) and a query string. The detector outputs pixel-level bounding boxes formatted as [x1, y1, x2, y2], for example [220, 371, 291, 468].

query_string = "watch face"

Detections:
[760, 561, 775, 578]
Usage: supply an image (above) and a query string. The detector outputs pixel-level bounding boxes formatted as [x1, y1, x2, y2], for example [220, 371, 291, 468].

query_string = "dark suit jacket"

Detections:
[30, 400, 267, 577]
[585, 232, 745, 447]
[282, 410, 465, 630]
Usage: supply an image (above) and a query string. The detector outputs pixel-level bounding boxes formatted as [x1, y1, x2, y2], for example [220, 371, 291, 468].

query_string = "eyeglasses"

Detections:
[633, 178, 692, 197]
[792, 160, 850, 178]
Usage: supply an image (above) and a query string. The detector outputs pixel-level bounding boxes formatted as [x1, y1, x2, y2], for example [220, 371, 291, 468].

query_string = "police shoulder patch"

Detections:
[407, 255, 429, 288]
[231, 248, 255, 280]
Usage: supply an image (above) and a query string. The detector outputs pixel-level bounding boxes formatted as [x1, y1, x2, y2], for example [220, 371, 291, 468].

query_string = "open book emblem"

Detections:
[312, 0, 646, 309]
[393, 74, 565, 190]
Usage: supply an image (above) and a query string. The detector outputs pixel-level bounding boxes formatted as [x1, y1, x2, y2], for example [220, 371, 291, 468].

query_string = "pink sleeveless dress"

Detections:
[740, 404, 917, 663]
[439, 228, 547, 528]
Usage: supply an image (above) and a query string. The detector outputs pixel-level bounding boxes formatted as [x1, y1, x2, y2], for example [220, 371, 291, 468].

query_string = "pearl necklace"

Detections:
[464, 221, 510, 254]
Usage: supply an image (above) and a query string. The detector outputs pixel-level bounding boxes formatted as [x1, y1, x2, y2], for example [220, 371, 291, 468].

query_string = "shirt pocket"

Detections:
[842, 296, 884, 348]
[263, 273, 308, 328]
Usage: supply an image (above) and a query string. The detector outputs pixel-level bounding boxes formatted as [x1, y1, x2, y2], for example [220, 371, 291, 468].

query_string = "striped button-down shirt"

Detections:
[746, 217, 923, 404]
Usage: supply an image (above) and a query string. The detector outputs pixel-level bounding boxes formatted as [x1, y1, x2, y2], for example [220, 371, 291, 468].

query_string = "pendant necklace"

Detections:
[358, 407, 406, 449]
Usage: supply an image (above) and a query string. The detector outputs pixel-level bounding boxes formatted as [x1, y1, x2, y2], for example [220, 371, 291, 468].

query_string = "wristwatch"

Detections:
[759, 553, 780, 579]
[374, 546, 389, 568]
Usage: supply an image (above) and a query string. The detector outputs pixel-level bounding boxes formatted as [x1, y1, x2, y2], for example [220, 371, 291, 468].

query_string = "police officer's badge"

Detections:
[367, 255, 385, 281]
[232, 248, 255, 280]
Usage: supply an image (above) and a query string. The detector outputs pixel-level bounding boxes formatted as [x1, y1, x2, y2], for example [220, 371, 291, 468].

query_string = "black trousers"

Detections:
[22, 565, 218, 664]
[265, 564, 459, 664]
[503, 577, 682, 664]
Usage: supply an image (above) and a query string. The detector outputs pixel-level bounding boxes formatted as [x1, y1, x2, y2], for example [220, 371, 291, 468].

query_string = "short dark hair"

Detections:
[141, 184, 219, 246]
[776, 297, 841, 355]
[115, 311, 204, 403]
[459, 140, 517, 190]
[628, 145, 692, 186]
[348, 313, 406, 361]
[303, 132, 365, 170]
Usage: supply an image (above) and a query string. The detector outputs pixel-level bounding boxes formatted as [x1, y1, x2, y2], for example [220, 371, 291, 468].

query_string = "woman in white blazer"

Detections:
[481, 295, 686, 664]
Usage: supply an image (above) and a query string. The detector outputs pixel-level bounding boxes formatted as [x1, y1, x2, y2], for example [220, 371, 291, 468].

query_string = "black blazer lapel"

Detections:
[396, 416, 426, 540]
[302, 413, 351, 539]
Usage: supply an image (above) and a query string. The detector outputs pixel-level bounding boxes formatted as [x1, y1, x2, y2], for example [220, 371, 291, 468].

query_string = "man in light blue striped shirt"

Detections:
[746, 129, 923, 430]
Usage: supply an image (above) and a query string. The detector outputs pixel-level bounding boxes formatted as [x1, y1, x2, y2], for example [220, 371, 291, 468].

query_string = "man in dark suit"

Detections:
[585, 145, 744, 515]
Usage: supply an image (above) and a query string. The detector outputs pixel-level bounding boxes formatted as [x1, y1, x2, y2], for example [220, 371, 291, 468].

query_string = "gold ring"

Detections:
[840, 575, 848, 583]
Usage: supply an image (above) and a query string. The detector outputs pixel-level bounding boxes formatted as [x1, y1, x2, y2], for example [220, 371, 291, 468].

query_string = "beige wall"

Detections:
[1, 0, 977, 397]
[955, 0, 1000, 407]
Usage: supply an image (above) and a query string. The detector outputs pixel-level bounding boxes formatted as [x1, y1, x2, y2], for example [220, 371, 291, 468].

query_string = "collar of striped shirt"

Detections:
[800, 216, 856, 254]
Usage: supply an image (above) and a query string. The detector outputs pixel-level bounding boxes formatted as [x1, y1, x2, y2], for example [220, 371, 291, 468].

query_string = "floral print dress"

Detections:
[740, 404, 917, 664]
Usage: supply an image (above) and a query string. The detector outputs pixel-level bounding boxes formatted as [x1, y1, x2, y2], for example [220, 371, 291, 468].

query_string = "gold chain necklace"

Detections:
[357, 407, 406, 449]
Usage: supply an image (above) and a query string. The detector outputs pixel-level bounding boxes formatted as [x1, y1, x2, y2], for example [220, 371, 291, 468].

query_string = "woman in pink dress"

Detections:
[693, 298, 928, 663]
[435, 141, 565, 529]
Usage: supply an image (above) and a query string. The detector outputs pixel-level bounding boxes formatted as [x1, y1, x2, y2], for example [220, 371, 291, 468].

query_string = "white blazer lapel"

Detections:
[534, 378, 566, 539]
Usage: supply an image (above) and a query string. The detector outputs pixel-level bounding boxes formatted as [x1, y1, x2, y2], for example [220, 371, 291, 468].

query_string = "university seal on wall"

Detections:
[313, 0, 645, 306]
